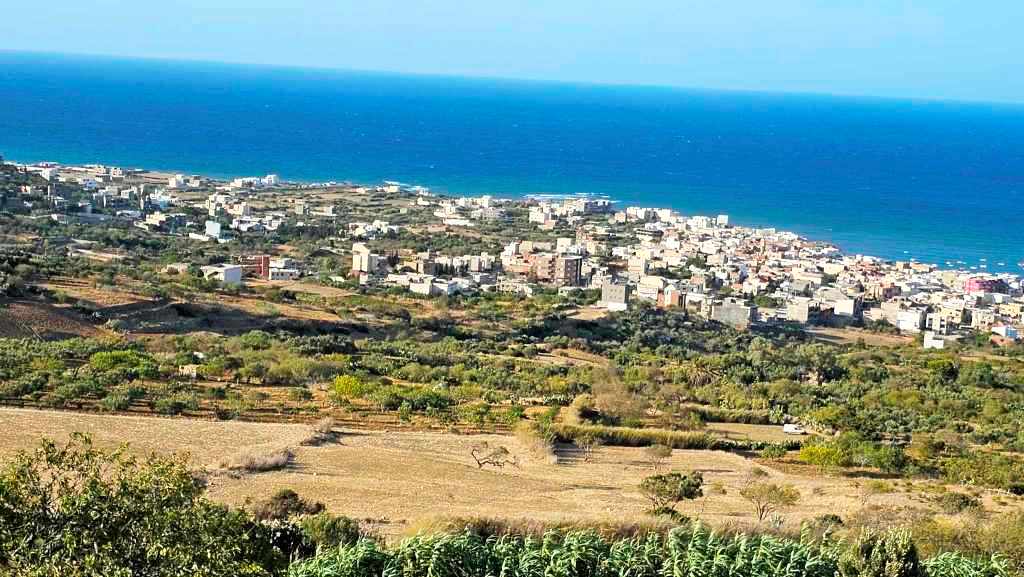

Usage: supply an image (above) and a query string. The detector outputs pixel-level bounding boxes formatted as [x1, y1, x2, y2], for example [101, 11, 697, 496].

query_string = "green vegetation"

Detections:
[640, 471, 703, 518]
[0, 435, 293, 576]
[740, 482, 802, 522]
[288, 524, 1010, 577]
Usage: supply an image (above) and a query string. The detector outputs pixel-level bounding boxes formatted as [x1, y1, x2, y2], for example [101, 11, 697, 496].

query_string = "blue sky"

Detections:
[2, 1, 1022, 103]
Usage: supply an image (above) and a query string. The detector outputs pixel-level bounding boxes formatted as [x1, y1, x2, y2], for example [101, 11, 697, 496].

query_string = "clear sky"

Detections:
[2, 0, 1022, 103]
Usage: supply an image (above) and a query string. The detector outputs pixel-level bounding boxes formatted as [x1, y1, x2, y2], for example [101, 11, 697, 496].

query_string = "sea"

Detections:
[1, 51, 1022, 273]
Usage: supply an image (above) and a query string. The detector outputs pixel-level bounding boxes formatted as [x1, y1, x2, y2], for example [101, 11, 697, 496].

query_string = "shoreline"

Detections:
[5, 154, 1022, 279]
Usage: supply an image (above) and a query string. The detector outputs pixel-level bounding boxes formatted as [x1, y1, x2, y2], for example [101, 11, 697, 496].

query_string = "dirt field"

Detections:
[569, 306, 610, 321]
[704, 422, 796, 443]
[41, 277, 150, 308]
[806, 326, 912, 347]
[0, 300, 108, 339]
[5, 408, 1017, 538]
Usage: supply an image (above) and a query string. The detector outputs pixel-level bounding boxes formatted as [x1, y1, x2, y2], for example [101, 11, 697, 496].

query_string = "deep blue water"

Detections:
[1, 51, 1022, 272]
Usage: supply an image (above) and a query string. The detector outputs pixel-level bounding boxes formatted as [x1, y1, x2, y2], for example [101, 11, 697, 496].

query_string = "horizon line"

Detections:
[4, 48, 1024, 109]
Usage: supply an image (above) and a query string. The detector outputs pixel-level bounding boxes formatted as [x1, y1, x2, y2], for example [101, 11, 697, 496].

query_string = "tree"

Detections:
[740, 481, 800, 522]
[470, 442, 518, 469]
[576, 431, 601, 462]
[0, 434, 289, 576]
[644, 444, 673, 469]
[639, 471, 703, 517]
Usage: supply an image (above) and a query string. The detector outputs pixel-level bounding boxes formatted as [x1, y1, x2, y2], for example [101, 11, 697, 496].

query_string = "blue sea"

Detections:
[1, 51, 1022, 272]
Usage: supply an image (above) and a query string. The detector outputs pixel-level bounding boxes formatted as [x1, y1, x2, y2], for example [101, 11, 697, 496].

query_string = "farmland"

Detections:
[2, 407, 1017, 541]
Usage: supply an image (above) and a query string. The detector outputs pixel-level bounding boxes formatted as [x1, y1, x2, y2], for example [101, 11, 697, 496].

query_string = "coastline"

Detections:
[6, 155, 1021, 280]
[3, 52, 1023, 274]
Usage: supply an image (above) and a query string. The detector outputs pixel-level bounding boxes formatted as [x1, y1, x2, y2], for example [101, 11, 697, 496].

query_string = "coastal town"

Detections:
[2, 157, 1021, 349]
[6, 157, 1024, 577]
[7, 5, 1024, 574]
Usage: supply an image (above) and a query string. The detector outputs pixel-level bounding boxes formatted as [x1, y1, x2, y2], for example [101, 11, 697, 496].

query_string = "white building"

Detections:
[268, 268, 300, 281]
[200, 264, 243, 285]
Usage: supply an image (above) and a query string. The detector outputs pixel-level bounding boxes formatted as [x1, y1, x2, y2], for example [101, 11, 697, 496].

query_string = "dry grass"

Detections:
[2, 407, 1021, 540]
[220, 447, 295, 474]
[301, 417, 341, 446]
[705, 423, 797, 444]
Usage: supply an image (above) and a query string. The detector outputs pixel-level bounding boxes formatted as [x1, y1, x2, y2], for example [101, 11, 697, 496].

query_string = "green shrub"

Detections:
[299, 513, 363, 549]
[554, 423, 801, 452]
[799, 443, 852, 468]
[251, 489, 324, 522]
[640, 471, 703, 516]
[760, 443, 788, 460]
[0, 434, 290, 575]
[88, 350, 158, 379]
[331, 375, 376, 402]
[934, 492, 981, 514]
[839, 528, 923, 577]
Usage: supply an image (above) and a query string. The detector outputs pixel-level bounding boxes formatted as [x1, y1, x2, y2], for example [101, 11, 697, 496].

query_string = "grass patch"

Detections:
[220, 447, 295, 474]
[553, 423, 801, 452]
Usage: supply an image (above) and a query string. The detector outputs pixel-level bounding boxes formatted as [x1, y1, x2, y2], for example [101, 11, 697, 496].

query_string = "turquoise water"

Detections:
[1, 52, 1022, 272]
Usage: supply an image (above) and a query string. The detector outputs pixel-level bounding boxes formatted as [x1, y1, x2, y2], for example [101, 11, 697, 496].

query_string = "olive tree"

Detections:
[740, 481, 801, 522]
[639, 471, 703, 517]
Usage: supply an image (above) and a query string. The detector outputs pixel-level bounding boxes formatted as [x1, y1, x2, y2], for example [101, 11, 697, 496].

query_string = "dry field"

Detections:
[806, 326, 912, 347]
[704, 422, 796, 444]
[2, 408, 1018, 539]
[41, 277, 153, 308]
[0, 300, 108, 339]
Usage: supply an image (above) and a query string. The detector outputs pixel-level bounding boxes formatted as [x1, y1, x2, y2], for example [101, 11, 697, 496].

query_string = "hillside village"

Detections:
[3, 157, 1021, 349]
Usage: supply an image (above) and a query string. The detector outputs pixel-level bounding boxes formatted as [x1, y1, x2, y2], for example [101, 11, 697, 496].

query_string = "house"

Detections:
[408, 275, 458, 297]
[993, 325, 1020, 341]
[268, 268, 300, 281]
[351, 243, 384, 275]
[200, 264, 243, 285]
[923, 331, 948, 350]
[711, 299, 756, 329]
[554, 255, 583, 287]
[601, 281, 631, 312]
[896, 309, 927, 333]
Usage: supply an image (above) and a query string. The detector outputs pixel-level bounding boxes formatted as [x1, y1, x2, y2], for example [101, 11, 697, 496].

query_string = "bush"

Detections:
[553, 423, 801, 452]
[288, 387, 313, 402]
[941, 451, 1024, 490]
[934, 492, 981, 514]
[299, 513, 363, 549]
[799, 443, 852, 468]
[645, 444, 673, 467]
[0, 434, 289, 575]
[301, 418, 340, 446]
[740, 482, 800, 522]
[88, 349, 158, 379]
[330, 374, 373, 402]
[152, 393, 198, 415]
[222, 448, 295, 474]
[251, 489, 324, 522]
[100, 383, 146, 412]
[839, 528, 923, 577]
[760, 443, 788, 460]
